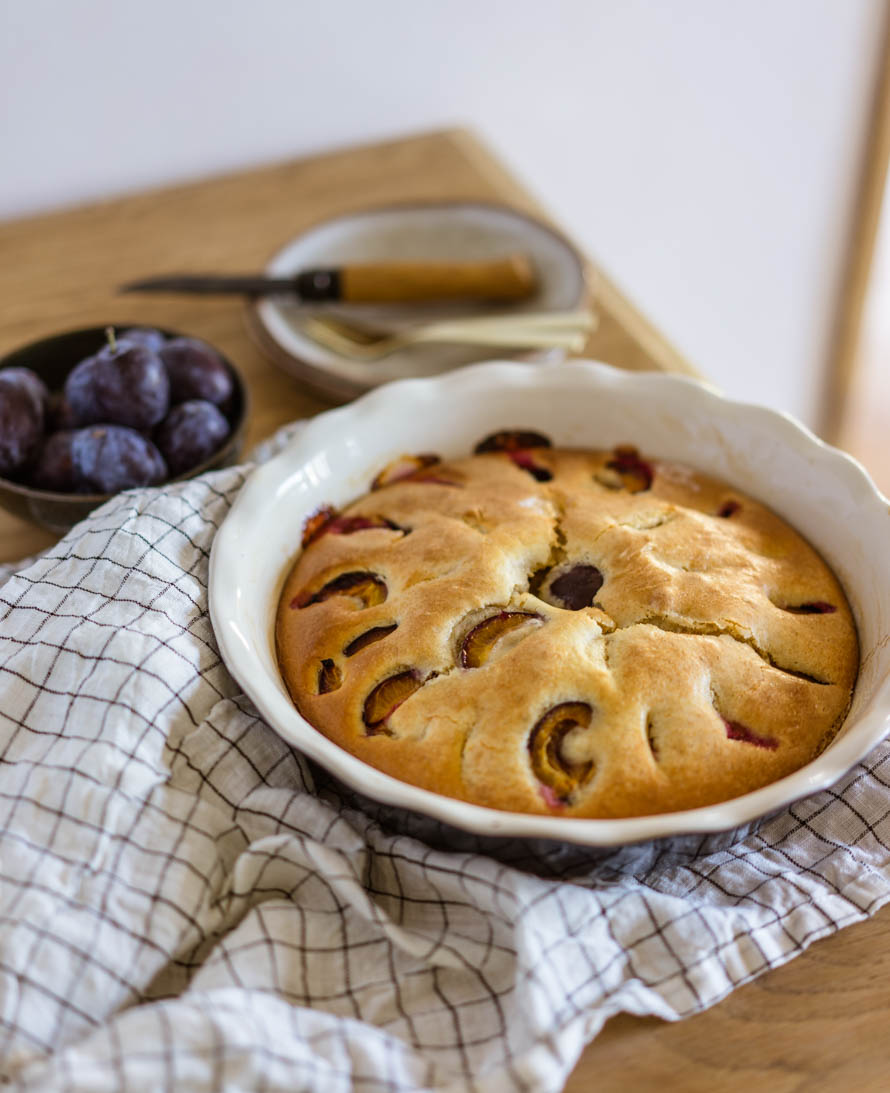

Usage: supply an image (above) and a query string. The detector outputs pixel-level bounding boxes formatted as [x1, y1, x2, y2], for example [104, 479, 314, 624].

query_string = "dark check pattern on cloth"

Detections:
[1, 438, 890, 1092]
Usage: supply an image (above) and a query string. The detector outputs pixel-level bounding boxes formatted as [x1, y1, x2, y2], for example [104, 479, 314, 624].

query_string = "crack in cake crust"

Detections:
[633, 615, 832, 685]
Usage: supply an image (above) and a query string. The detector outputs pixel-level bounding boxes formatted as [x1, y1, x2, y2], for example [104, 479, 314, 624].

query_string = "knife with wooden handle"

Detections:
[121, 254, 537, 304]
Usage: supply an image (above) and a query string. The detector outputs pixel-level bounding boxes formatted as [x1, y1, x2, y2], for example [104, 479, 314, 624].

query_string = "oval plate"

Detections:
[247, 202, 588, 402]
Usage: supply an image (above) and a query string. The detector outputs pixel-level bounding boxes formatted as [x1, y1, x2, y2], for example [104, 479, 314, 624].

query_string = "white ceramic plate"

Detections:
[209, 360, 890, 847]
[247, 203, 588, 402]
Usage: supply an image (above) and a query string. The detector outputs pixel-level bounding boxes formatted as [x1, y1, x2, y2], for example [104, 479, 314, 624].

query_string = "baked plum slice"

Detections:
[594, 446, 653, 492]
[474, 430, 551, 453]
[546, 564, 604, 610]
[302, 505, 338, 547]
[528, 701, 594, 804]
[779, 601, 837, 615]
[301, 505, 405, 547]
[317, 658, 343, 694]
[344, 624, 398, 656]
[460, 611, 542, 669]
[721, 716, 779, 750]
[371, 454, 460, 489]
[506, 450, 553, 482]
[328, 515, 403, 535]
[293, 571, 387, 609]
[474, 430, 553, 481]
[363, 670, 424, 734]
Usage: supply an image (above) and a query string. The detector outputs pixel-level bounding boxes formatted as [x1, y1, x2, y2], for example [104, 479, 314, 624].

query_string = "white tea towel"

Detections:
[1, 436, 889, 1092]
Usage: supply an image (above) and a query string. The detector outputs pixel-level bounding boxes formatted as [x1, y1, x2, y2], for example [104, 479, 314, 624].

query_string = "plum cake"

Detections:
[275, 431, 859, 818]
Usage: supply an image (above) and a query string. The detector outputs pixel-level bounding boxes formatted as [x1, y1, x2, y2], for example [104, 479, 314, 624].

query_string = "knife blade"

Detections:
[120, 255, 537, 304]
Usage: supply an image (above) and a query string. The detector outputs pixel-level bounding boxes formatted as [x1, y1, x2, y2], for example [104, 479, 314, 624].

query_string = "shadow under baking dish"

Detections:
[313, 763, 774, 869]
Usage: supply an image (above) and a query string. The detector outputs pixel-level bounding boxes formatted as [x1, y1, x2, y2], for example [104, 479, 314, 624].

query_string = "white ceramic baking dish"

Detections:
[209, 360, 890, 847]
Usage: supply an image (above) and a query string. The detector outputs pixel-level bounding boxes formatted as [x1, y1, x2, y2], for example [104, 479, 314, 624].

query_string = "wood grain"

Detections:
[1, 128, 883, 1091]
[0, 128, 695, 563]
[567, 907, 890, 1092]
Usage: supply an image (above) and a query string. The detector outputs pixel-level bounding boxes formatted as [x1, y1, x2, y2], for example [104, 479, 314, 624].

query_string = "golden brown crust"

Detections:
[275, 447, 859, 818]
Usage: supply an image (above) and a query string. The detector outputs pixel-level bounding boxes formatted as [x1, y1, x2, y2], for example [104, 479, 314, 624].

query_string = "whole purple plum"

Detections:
[48, 392, 78, 432]
[70, 425, 167, 493]
[155, 399, 230, 475]
[65, 330, 170, 430]
[0, 372, 45, 476]
[120, 327, 166, 351]
[159, 338, 233, 405]
[1, 367, 49, 416]
[31, 431, 79, 492]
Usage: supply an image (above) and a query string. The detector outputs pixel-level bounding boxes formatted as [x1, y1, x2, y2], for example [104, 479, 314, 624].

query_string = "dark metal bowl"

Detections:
[0, 325, 249, 533]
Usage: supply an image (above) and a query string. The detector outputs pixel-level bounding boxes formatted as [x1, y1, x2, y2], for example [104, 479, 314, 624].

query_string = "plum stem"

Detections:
[105, 326, 117, 353]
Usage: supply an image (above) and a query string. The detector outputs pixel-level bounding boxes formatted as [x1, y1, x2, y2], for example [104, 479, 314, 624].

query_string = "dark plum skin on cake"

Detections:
[275, 432, 859, 819]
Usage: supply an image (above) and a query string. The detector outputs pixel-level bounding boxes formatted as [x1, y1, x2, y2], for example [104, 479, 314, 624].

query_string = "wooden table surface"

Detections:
[1, 128, 887, 1090]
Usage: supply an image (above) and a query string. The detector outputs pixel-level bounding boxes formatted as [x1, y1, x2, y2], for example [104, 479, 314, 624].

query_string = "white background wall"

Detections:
[1, 0, 884, 427]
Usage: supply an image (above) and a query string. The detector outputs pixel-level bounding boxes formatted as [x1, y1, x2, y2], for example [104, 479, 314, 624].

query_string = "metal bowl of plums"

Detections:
[0, 325, 248, 532]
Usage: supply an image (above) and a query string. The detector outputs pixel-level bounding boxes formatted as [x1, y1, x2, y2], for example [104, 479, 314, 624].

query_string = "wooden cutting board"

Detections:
[1, 128, 887, 1090]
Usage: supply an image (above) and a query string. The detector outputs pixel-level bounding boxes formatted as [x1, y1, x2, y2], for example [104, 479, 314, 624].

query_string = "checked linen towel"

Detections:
[1, 429, 890, 1092]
